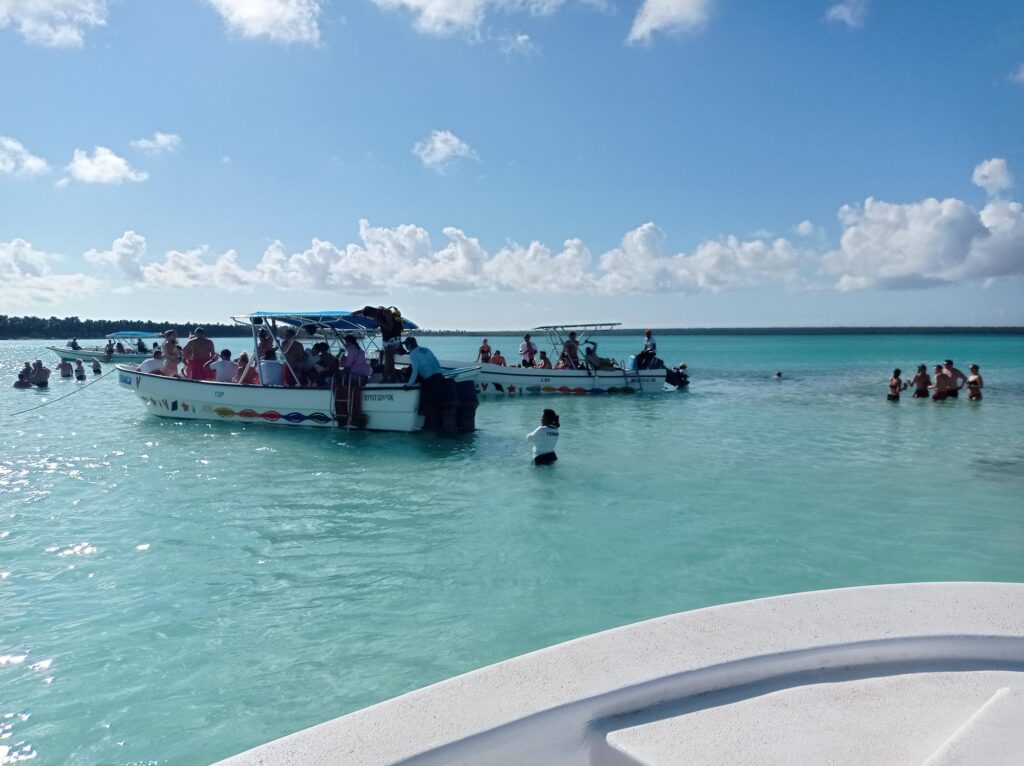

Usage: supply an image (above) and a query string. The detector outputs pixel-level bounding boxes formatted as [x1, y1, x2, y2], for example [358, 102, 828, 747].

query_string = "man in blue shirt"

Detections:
[403, 336, 441, 383]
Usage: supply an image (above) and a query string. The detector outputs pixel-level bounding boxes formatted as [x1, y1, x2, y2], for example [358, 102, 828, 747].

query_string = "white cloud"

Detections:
[63, 147, 148, 185]
[0, 136, 49, 176]
[499, 32, 538, 57]
[628, 0, 711, 45]
[0, 0, 107, 47]
[0, 238, 100, 306]
[84, 230, 146, 278]
[826, 0, 868, 28]
[130, 132, 182, 154]
[794, 220, 815, 237]
[206, 0, 321, 44]
[824, 195, 1024, 290]
[972, 158, 1014, 196]
[1011, 63, 1024, 85]
[412, 130, 478, 172]
[371, 0, 488, 36]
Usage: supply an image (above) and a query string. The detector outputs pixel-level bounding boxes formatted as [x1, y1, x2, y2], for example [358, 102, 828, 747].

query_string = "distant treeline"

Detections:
[0, 315, 1020, 340]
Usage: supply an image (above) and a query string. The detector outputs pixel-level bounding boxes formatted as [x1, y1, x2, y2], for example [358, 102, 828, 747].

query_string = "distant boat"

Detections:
[46, 330, 163, 365]
[446, 323, 689, 396]
[116, 310, 479, 433]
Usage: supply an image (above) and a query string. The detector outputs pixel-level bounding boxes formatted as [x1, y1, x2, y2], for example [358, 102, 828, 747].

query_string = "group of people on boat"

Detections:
[887, 359, 984, 402]
[477, 329, 661, 372]
[66, 337, 154, 357]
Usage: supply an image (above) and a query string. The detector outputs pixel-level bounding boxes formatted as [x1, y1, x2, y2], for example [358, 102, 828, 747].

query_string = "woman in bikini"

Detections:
[966, 364, 983, 401]
[887, 369, 903, 402]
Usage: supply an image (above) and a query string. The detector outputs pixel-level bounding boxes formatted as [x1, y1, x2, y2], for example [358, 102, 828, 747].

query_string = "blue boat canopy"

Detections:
[240, 310, 419, 332]
[105, 330, 164, 339]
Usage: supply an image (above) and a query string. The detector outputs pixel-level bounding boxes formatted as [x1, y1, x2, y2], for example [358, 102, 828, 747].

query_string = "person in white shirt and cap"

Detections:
[527, 409, 560, 465]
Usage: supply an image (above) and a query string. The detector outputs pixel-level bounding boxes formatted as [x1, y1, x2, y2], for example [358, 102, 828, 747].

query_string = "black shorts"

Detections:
[912, 390, 928, 398]
[33, 382, 48, 388]
[947, 389, 958, 398]
[534, 452, 557, 466]
[887, 394, 899, 402]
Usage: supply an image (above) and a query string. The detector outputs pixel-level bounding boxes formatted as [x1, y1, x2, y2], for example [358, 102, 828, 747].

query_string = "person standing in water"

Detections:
[908, 365, 930, 398]
[527, 409, 560, 465]
[74, 360, 87, 381]
[91, 358, 102, 375]
[887, 369, 903, 402]
[931, 364, 952, 401]
[966, 364, 984, 401]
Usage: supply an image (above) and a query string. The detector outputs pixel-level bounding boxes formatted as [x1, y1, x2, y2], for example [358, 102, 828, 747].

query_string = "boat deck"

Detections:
[215, 582, 1024, 765]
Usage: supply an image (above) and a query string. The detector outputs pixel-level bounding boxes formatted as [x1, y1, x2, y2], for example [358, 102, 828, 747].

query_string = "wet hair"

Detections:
[934, 364, 943, 370]
[969, 364, 979, 371]
[945, 359, 954, 366]
[893, 368, 901, 376]
[542, 409, 559, 428]
[918, 364, 926, 371]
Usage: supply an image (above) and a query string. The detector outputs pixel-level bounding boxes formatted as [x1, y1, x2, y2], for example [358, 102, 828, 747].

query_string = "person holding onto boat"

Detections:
[477, 339, 492, 363]
[490, 350, 507, 367]
[519, 334, 537, 367]
[527, 409, 560, 465]
[58, 358, 74, 378]
[944, 359, 967, 398]
[536, 351, 552, 369]
[183, 328, 217, 381]
[340, 335, 372, 386]
[138, 350, 164, 374]
[908, 365, 930, 398]
[562, 332, 580, 369]
[403, 336, 445, 418]
[966, 364, 983, 401]
[887, 369, 903, 402]
[207, 349, 238, 383]
[29, 360, 50, 388]
[74, 360, 87, 381]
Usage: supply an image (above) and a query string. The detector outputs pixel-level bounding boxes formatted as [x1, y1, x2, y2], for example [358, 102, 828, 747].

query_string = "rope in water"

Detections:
[6, 367, 118, 418]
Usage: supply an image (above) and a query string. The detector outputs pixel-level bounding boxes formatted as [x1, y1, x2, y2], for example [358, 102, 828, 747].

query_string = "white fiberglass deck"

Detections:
[216, 582, 1024, 765]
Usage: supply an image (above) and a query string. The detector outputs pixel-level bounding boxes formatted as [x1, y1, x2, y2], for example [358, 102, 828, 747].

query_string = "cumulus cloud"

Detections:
[972, 158, 1014, 196]
[824, 196, 1024, 290]
[0, 136, 49, 176]
[628, 0, 712, 44]
[206, 0, 321, 43]
[84, 230, 146, 278]
[0, 238, 100, 306]
[794, 220, 815, 237]
[826, 0, 868, 28]
[130, 132, 182, 154]
[412, 130, 478, 172]
[371, 0, 488, 36]
[63, 147, 148, 185]
[0, 0, 108, 47]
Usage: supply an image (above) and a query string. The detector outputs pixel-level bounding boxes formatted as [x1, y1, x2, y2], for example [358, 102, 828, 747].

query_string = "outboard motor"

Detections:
[665, 364, 690, 389]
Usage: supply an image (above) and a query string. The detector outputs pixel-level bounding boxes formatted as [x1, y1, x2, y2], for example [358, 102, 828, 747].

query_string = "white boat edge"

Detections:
[213, 581, 1024, 765]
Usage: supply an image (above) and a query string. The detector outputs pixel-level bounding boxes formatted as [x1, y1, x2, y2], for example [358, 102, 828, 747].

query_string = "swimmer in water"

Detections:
[887, 368, 903, 402]
[774, 371, 782, 379]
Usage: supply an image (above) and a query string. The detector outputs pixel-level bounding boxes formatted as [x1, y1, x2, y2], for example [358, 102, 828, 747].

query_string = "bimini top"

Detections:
[104, 330, 165, 339]
[236, 310, 419, 332]
[534, 323, 621, 332]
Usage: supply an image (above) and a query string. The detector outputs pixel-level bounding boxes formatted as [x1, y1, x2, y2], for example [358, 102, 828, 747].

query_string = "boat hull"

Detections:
[116, 366, 425, 432]
[47, 346, 152, 364]
[442, 360, 668, 395]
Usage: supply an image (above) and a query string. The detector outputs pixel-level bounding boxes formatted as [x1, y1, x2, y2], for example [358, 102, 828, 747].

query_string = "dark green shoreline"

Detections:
[1, 315, 1021, 340]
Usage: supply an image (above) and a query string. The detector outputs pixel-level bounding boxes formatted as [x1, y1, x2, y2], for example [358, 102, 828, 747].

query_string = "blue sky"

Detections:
[1, 0, 1023, 328]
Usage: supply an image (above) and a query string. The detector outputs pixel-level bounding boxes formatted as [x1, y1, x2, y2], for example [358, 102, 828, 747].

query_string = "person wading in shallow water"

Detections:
[527, 409, 560, 466]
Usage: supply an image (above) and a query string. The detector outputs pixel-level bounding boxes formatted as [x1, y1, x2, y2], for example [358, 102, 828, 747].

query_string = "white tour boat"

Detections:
[116, 311, 479, 433]
[449, 324, 689, 396]
[46, 330, 163, 365]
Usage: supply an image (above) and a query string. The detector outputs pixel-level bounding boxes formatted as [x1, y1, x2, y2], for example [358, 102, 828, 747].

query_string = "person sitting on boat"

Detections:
[555, 352, 569, 370]
[490, 350, 507, 367]
[235, 352, 260, 385]
[67, 338, 81, 350]
[14, 372, 32, 389]
[30, 360, 51, 388]
[74, 360, 87, 381]
[207, 348, 238, 383]
[280, 328, 306, 386]
[183, 328, 217, 381]
[535, 350, 553, 369]
[258, 349, 286, 386]
[519, 334, 537, 367]
[477, 339, 492, 363]
[635, 329, 657, 370]
[527, 409, 559, 466]
[115, 341, 127, 354]
[161, 350, 181, 378]
[138, 350, 164, 374]
[562, 332, 580, 369]
[58, 358, 74, 378]
[136, 338, 147, 352]
[91, 358, 102, 375]
[340, 335, 372, 387]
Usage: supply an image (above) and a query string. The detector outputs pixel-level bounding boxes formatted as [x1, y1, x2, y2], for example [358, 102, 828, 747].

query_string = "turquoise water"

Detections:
[2, 333, 1023, 765]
